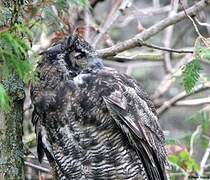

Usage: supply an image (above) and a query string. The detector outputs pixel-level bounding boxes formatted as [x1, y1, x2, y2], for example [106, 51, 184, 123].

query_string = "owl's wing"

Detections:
[30, 58, 65, 163]
[31, 107, 55, 163]
[31, 108, 44, 162]
[103, 75, 168, 180]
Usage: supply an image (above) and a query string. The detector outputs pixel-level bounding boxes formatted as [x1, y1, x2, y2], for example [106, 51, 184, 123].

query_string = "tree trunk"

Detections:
[0, 75, 25, 180]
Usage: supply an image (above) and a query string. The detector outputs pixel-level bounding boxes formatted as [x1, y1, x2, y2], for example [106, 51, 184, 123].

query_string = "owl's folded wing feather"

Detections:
[103, 81, 168, 180]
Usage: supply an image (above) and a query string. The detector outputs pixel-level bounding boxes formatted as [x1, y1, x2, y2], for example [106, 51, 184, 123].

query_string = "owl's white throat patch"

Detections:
[73, 74, 89, 85]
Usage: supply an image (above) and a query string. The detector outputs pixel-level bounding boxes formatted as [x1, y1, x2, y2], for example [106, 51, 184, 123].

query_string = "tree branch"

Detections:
[97, 0, 210, 58]
[24, 161, 50, 173]
[139, 41, 193, 54]
[92, 0, 132, 46]
[157, 83, 210, 115]
[109, 51, 186, 62]
[198, 140, 210, 177]
[190, 125, 201, 156]
[163, 0, 179, 73]
[176, 97, 210, 106]
[179, 0, 204, 38]
[195, 17, 210, 27]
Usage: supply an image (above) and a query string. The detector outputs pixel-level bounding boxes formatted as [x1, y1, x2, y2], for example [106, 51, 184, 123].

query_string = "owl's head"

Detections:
[64, 35, 103, 71]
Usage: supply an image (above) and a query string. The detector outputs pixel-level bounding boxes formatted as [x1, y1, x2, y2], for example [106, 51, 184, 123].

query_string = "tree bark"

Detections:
[0, 75, 25, 180]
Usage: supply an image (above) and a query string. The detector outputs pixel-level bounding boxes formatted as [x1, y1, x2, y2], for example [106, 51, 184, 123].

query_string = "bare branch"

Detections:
[189, 125, 201, 156]
[198, 140, 210, 177]
[163, 0, 179, 73]
[157, 83, 210, 115]
[179, 0, 204, 38]
[195, 17, 210, 27]
[92, 0, 132, 46]
[153, 0, 160, 8]
[139, 40, 193, 54]
[176, 97, 210, 106]
[97, 0, 210, 58]
[109, 51, 188, 62]
[24, 161, 50, 173]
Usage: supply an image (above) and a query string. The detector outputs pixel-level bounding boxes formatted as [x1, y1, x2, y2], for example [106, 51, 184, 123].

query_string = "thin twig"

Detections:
[176, 97, 210, 106]
[157, 83, 210, 115]
[139, 40, 193, 54]
[93, 0, 132, 46]
[198, 140, 210, 178]
[194, 17, 210, 27]
[163, 0, 179, 73]
[179, 0, 204, 38]
[109, 51, 186, 62]
[97, 0, 210, 58]
[24, 161, 51, 173]
[189, 125, 201, 156]
[153, 0, 160, 8]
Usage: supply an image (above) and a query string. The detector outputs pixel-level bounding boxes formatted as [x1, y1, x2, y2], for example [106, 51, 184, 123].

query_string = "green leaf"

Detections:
[0, 84, 10, 112]
[0, 28, 35, 84]
[181, 37, 210, 93]
[182, 59, 201, 93]
[168, 155, 178, 164]
[179, 151, 189, 161]
[178, 151, 200, 172]
[185, 158, 199, 171]
[169, 151, 200, 172]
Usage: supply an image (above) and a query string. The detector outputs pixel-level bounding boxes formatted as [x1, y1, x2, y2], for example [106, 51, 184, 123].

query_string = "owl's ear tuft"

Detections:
[65, 35, 78, 51]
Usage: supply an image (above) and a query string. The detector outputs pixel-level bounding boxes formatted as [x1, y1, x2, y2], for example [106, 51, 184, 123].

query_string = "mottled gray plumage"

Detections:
[31, 35, 168, 180]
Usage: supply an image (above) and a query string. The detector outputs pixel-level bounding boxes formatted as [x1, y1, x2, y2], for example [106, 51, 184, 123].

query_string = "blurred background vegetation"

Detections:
[0, 0, 210, 179]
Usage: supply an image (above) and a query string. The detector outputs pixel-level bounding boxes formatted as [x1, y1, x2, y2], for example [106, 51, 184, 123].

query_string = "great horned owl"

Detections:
[31, 35, 168, 180]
